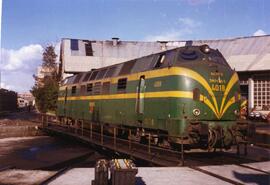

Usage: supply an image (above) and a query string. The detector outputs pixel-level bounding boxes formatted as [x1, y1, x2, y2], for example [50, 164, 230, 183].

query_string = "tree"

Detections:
[42, 45, 58, 80]
[31, 45, 59, 113]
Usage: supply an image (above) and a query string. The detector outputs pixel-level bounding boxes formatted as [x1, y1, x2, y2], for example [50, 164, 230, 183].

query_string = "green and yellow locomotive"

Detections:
[57, 45, 254, 150]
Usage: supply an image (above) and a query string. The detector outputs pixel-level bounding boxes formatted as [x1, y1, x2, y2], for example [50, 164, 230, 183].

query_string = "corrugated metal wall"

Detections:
[61, 35, 270, 74]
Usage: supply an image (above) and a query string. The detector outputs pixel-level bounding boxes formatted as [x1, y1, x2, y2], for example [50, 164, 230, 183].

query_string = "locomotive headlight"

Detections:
[193, 109, 201, 116]
[200, 44, 210, 54]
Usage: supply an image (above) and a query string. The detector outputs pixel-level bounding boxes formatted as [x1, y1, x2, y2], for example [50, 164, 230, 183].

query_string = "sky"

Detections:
[0, 0, 269, 92]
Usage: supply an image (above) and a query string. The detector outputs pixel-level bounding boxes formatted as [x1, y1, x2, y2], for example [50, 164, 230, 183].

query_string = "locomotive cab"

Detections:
[169, 45, 253, 149]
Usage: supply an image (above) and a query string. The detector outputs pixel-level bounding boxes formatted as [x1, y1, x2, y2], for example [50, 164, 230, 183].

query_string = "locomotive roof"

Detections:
[64, 45, 225, 85]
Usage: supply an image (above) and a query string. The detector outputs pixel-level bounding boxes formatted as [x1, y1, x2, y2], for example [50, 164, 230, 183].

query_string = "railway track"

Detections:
[184, 152, 269, 185]
[39, 151, 98, 185]
[40, 167, 70, 185]
[36, 151, 95, 171]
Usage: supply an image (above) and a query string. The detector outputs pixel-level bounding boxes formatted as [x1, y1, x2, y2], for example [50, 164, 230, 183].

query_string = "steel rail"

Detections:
[40, 167, 70, 185]
[189, 166, 244, 185]
[0, 165, 15, 172]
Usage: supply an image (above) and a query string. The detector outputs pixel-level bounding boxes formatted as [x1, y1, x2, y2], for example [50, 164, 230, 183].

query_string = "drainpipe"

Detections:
[248, 78, 254, 112]
[158, 41, 168, 51]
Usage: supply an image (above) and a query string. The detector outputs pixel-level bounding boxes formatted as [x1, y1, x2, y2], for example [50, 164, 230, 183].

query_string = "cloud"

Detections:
[0, 44, 42, 92]
[1, 71, 34, 92]
[253, 29, 267, 36]
[0, 82, 12, 90]
[178, 17, 201, 28]
[144, 30, 184, 41]
[182, 0, 215, 5]
[144, 17, 201, 41]
[1, 44, 43, 71]
[0, 42, 61, 93]
[54, 42, 61, 63]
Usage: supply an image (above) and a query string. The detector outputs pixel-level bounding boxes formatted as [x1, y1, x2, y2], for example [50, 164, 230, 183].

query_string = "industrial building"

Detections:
[59, 36, 270, 111]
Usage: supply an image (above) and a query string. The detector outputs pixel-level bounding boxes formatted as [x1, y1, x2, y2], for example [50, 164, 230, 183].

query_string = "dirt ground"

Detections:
[0, 111, 40, 127]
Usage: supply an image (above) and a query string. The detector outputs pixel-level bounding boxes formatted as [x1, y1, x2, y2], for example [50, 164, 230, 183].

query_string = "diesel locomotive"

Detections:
[57, 45, 254, 150]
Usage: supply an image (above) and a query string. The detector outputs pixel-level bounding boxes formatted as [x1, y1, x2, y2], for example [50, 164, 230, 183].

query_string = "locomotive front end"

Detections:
[173, 45, 255, 149]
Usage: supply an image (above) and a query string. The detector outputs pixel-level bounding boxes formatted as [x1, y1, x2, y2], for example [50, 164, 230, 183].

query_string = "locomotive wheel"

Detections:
[208, 129, 218, 151]
[223, 129, 234, 149]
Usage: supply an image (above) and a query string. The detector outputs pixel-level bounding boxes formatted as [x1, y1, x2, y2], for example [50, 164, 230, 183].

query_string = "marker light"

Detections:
[200, 44, 210, 54]
[234, 110, 239, 116]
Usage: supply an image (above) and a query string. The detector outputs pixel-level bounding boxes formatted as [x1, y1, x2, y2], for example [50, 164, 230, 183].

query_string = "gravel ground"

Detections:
[0, 136, 96, 170]
[0, 111, 40, 127]
[0, 169, 55, 185]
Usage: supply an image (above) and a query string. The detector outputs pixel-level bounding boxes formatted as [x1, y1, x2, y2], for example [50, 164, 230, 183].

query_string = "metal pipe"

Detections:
[129, 129, 131, 150]
[101, 124, 103, 145]
[41, 115, 44, 127]
[181, 136, 184, 166]
[90, 122, 93, 140]
[220, 128, 223, 152]
[248, 78, 254, 112]
[244, 143, 247, 156]
[148, 134, 151, 154]
[46, 116, 48, 127]
[114, 127, 116, 150]
[75, 120, 78, 134]
[81, 120, 84, 136]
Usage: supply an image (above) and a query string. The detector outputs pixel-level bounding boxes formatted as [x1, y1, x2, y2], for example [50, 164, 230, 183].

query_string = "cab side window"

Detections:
[117, 78, 127, 93]
[71, 86, 77, 95]
[93, 82, 101, 95]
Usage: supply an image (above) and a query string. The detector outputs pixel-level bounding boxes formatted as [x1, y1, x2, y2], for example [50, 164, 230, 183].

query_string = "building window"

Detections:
[93, 82, 101, 95]
[87, 83, 93, 93]
[72, 86, 77, 95]
[102, 82, 110, 94]
[70, 39, 79, 50]
[117, 78, 127, 92]
[85, 42, 93, 56]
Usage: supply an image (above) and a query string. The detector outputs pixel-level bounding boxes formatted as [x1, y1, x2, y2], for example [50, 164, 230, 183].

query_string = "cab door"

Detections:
[64, 87, 68, 116]
[136, 76, 145, 121]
